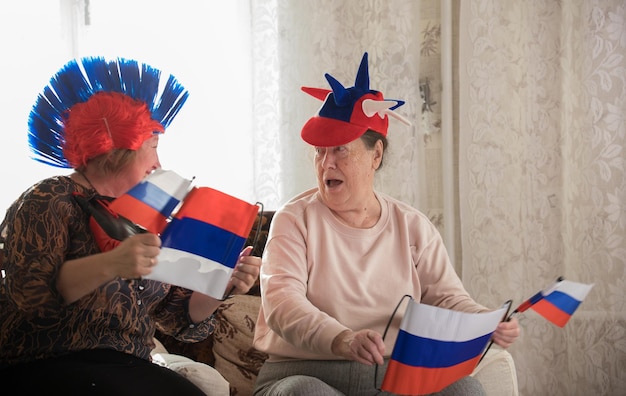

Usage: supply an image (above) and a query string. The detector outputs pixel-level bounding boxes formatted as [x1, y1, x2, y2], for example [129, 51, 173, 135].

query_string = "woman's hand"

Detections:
[108, 232, 162, 279]
[226, 246, 261, 295]
[57, 232, 161, 304]
[188, 246, 261, 323]
[331, 329, 385, 366]
[492, 316, 520, 348]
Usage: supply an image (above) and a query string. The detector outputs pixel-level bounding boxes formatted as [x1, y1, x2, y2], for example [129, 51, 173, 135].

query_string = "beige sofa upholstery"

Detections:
[472, 346, 519, 396]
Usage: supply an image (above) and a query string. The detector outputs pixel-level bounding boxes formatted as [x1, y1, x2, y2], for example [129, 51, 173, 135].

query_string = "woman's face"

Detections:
[128, 134, 161, 184]
[314, 137, 382, 211]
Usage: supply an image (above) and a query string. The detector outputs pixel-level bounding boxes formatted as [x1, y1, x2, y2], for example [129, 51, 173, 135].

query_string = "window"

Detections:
[0, 0, 254, 213]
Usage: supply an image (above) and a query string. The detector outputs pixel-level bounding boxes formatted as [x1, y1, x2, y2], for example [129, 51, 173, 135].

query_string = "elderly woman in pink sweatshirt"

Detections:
[253, 53, 520, 396]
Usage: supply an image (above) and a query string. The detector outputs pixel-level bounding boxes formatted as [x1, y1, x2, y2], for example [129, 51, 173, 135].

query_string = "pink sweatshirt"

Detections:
[253, 188, 487, 362]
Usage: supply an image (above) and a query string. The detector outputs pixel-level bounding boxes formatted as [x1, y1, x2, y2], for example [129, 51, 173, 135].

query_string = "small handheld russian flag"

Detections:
[109, 169, 193, 234]
[152, 186, 259, 299]
[381, 298, 507, 395]
[514, 278, 594, 327]
[107, 169, 259, 299]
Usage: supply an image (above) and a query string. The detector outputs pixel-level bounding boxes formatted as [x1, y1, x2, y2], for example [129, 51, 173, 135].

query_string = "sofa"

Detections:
[154, 210, 519, 396]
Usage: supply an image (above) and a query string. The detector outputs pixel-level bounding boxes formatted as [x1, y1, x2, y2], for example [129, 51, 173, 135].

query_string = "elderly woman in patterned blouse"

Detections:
[0, 57, 260, 395]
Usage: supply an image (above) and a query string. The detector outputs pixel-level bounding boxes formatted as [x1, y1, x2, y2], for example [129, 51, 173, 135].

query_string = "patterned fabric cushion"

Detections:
[212, 294, 268, 395]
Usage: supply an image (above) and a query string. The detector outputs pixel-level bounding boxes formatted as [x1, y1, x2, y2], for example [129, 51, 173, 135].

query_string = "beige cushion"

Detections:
[471, 347, 519, 396]
[212, 294, 268, 396]
[152, 344, 230, 396]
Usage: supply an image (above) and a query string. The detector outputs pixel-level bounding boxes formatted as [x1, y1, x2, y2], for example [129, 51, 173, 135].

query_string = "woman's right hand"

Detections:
[57, 232, 161, 304]
[331, 329, 386, 366]
[108, 232, 162, 279]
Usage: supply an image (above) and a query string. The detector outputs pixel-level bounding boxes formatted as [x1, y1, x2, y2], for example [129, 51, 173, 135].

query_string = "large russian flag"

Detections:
[529, 280, 593, 327]
[109, 169, 192, 234]
[381, 300, 506, 395]
[147, 186, 259, 299]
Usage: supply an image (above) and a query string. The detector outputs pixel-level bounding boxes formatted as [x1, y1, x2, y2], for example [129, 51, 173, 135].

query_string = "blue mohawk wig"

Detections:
[28, 57, 189, 168]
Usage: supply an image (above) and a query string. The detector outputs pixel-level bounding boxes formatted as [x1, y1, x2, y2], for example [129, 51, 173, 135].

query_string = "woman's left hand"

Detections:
[492, 317, 520, 348]
[188, 246, 261, 322]
[227, 246, 261, 295]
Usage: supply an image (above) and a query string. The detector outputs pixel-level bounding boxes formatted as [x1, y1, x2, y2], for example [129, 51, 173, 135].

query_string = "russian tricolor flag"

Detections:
[525, 279, 593, 328]
[381, 300, 506, 395]
[109, 169, 192, 234]
[148, 186, 259, 299]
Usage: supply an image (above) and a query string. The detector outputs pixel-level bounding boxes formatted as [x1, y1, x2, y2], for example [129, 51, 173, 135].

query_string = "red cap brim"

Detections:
[301, 116, 367, 147]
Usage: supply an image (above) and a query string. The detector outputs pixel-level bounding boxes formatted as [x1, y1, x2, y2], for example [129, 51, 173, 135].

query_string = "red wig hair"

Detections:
[62, 91, 164, 168]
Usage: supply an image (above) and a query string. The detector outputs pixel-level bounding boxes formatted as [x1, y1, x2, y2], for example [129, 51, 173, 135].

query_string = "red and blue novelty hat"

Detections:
[27, 57, 189, 168]
[301, 52, 410, 147]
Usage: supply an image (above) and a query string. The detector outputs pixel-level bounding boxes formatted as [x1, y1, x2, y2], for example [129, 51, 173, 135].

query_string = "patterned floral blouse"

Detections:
[0, 176, 215, 368]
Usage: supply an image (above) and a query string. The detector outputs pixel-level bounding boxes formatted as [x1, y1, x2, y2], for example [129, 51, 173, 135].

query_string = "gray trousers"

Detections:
[253, 359, 486, 396]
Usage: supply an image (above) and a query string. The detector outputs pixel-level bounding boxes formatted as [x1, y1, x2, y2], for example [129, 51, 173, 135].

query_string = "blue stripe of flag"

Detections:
[390, 330, 492, 368]
[160, 217, 245, 269]
[544, 291, 581, 316]
[127, 180, 182, 218]
[528, 291, 544, 305]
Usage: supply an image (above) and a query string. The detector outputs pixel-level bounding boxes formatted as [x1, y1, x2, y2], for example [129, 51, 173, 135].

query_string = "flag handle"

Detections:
[374, 294, 413, 391]
[476, 299, 513, 366]
[220, 202, 265, 301]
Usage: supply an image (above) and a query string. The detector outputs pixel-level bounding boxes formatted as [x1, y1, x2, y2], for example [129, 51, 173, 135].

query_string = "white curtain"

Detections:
[0, 0, 255, 213]
[459, 1, 626, 395]
[252, 0, 625, 394]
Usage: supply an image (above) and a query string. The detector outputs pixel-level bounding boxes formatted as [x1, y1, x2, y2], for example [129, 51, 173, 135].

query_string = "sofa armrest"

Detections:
[471, 347, 519, 396]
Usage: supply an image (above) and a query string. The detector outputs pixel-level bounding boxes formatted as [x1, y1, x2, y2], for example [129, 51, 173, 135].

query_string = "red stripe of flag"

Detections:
[531, 300, 571, 327]
[174, 187, 258, 238]
[383, 355, 481, 395]
[110, 194, 168, 234]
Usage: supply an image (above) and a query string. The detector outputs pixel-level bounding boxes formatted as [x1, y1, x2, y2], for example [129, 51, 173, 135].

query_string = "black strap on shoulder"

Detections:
[73, 192, 146, 241]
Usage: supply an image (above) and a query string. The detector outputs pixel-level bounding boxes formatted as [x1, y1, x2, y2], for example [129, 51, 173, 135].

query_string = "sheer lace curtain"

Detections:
[249, 0, 428, 212]
[459, 1, 626, 394]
